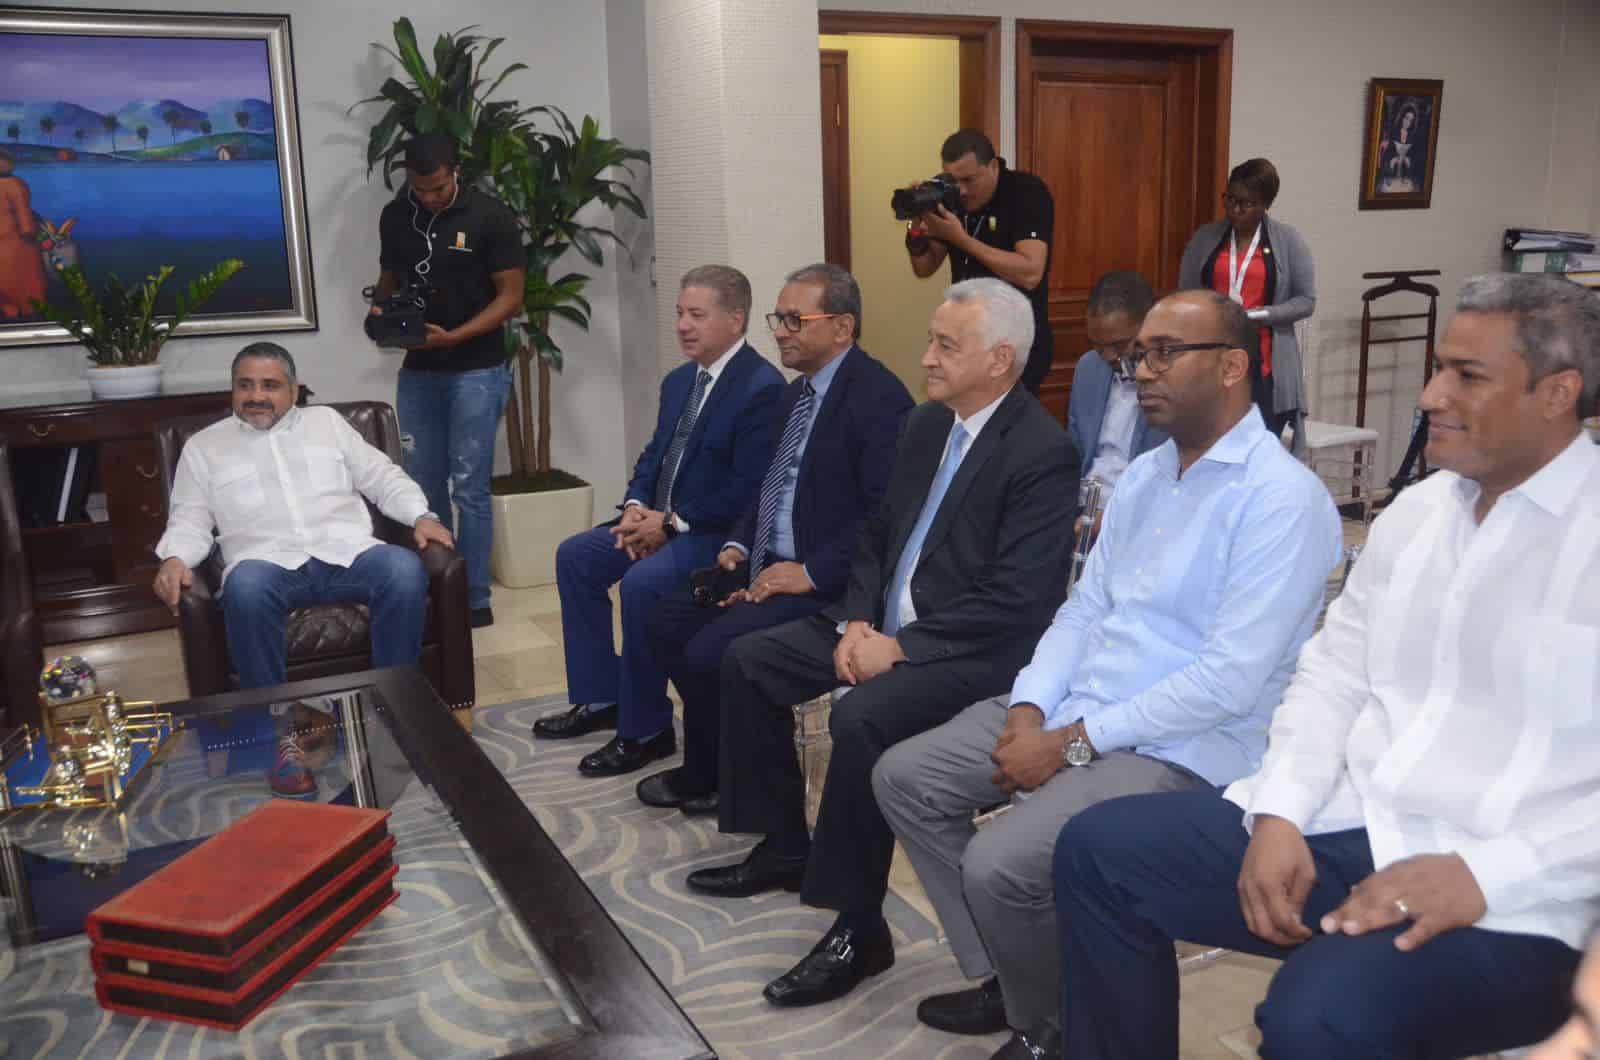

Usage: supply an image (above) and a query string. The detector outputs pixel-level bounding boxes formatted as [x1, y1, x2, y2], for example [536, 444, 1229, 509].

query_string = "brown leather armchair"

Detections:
[1, 445, 44, 730]
[154, 402, 474, 712]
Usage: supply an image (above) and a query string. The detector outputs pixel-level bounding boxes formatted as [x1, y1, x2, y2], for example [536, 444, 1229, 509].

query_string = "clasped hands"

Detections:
[715, 547, 812, 607]
[1237, 815, 1487, 952]
[611, 504, 668, 560]
[832, 619, 907, 686]
[989, 705, 1095, 795]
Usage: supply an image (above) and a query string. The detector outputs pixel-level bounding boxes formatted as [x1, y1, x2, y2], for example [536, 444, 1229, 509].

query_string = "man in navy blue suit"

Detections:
[533, 266, 784, 774]
[625, 264, 914, 799]
[1068, 271, 1168, 505]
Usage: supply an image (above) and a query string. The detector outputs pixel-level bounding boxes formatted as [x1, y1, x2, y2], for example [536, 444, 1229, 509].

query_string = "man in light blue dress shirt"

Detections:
[873, 290, 1342, 1060]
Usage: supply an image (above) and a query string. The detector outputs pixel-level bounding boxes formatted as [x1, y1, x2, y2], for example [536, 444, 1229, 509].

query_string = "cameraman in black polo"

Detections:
[906, 129, 1055, 394]
[370, 133, 524, 628]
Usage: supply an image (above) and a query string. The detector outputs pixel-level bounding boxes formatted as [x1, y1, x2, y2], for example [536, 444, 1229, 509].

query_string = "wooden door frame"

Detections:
[1016, 19, 1233, 232]
[818, 11, 1002, 147]
[819, 48, 852, 270]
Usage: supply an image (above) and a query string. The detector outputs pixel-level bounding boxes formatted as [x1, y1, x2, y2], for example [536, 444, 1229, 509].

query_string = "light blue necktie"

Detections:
[749, 381, 814, 580]
[883, 423, 968, 636]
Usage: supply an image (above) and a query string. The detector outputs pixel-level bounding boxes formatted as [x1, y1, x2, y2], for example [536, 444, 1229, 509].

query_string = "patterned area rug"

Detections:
[475, 695, 1010, 1059]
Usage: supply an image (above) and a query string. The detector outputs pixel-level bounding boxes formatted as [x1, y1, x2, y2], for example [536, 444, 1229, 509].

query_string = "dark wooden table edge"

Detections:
[161, 667, 716, 1060]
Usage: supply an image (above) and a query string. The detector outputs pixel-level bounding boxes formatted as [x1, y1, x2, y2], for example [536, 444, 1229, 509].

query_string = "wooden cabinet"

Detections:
[0, 386, 230, 644]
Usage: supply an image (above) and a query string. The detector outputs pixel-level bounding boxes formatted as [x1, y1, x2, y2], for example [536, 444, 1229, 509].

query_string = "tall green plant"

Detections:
[29, 261, 244, 366]
[353, 18, 528, 188]
[488, 107, 648, 479]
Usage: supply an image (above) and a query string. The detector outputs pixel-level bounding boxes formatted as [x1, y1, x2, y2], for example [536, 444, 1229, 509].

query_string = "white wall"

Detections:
[646, 0, 826, 377]
[24, 0, 642, 505]
[814, 0, 1600, 478]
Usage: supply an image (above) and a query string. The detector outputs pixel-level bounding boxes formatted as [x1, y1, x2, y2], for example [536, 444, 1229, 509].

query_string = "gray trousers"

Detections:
[873, 695, 1211, 1033]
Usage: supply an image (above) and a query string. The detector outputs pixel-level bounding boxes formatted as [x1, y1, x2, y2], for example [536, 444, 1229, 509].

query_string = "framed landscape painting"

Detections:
[1359, 77, 1444, 210]
[0, 8, 316, 347]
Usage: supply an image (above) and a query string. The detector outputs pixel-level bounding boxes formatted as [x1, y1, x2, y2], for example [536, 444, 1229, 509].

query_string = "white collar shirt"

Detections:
[1227, 432, 1600, 948]
[155, 406, 431, 585]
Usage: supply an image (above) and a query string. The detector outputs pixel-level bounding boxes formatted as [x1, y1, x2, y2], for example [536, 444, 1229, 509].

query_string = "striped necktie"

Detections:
[883, 422, 969, 636]
[654, 369, 712, 512]
[749, 381, 815, 579]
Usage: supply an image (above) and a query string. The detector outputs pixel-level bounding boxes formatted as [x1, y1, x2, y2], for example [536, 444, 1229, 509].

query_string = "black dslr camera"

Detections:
[891, 173, 961, 221]
[689, 561, 749, 607]
[362, 283, 431, 349]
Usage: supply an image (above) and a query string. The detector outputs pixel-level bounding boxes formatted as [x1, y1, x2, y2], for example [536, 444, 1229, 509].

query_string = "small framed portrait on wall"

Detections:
[1359, 78, 1443, 210]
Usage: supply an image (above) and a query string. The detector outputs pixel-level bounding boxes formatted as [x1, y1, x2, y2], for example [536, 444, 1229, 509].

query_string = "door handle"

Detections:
[136, 463, 159, 479]
[27, 423, 55, 439]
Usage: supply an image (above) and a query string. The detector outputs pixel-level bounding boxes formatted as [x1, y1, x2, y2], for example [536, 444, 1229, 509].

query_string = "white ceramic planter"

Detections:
[490, 484, 594, 589]
[85, 363, 163, 400]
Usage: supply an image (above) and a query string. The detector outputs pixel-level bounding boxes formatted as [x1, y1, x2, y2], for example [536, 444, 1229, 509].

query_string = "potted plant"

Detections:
[357, 20, 649, 586]
[29, 261, 244, 400]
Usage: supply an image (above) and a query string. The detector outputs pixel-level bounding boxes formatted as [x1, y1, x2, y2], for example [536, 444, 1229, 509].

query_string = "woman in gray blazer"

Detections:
[1178, 158, 1315, 451]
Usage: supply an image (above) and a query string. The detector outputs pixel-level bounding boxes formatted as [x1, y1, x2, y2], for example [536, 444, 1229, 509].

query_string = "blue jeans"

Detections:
[397, 363, 510, 610]
[220, 547, 429, 689]
[1053, 791, 1581, 1059]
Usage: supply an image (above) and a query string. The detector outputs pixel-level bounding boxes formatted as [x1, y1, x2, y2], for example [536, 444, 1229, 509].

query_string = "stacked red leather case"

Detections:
[88, 801, 397, 1030]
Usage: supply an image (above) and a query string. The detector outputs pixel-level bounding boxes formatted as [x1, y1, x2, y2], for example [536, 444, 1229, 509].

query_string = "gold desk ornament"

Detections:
[5, 657, 176, 811]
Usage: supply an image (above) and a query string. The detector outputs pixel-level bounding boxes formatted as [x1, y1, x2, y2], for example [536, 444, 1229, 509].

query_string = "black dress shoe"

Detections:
[917, 975, 1007, 1035]
[637, 768, 698, 808]
[685, 839, 807, 897]
[990, 1026, 1061, 1060]
[680, 791, 719, 817]
[532, 703, 617, 740]
[577, 730, 676, 777]
[762, 920, 894, 1007]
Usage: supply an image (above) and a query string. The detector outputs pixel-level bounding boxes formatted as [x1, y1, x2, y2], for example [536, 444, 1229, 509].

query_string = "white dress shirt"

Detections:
[155, 406, 431, 586]
[1091, 378, 1141, 491]
[1228, 432, 1600, 948]
[891, 387, 1011, 631]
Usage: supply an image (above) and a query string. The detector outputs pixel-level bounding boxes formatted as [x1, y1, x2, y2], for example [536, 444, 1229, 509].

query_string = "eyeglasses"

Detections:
[1222, 193, 1263, 212]
[765, 311, 841, 333]
[1115, 342, 1233, 378]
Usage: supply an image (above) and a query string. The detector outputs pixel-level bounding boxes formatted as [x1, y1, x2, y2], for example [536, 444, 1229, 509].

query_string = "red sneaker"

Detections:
[269, 731, 318, 799]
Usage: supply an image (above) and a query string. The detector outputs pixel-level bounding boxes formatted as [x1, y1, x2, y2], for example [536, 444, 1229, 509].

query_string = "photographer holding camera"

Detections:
[902, 130, 1055, 394]
[371, 133, 524, 627]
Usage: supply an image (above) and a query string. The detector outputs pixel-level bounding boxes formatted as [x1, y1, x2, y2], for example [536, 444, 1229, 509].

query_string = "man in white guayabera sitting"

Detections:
[153, 342, 452, 794]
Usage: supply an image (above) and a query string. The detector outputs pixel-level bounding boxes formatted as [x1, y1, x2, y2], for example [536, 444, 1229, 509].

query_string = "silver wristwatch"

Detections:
[1063, 729, 1093, 768]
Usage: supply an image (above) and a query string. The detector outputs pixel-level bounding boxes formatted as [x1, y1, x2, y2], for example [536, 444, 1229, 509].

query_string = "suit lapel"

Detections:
[917, 387, 1028, 559]
[885, 403, 954, 574]
[677, 342, 751, 470]
[794, 346, 856, 495]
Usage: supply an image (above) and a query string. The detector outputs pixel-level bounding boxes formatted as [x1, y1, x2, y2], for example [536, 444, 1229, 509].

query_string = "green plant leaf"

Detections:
[392, 19, 431, 93]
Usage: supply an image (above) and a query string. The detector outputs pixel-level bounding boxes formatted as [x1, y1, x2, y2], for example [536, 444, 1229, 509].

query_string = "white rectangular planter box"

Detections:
[489, 485, 594, 588]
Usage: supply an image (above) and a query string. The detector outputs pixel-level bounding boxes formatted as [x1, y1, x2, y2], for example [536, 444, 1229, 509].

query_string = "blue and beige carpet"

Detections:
[475, 694, 1009, 1059]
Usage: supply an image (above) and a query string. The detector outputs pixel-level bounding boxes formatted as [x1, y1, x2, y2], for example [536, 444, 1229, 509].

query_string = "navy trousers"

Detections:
[554, 525, 719, 739]
[1053, 791, 1581, 1060]
[644, 586, 827, 793]
[221, 546, 428, 690]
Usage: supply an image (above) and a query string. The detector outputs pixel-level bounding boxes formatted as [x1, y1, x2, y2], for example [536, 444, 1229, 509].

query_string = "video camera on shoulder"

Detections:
[689, 561, 749, 607]
[362, 283, 431, 349]
[891, 173, 962, 221]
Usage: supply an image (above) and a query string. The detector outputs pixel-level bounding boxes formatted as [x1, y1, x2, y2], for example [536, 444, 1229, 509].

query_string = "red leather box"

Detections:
[87, 801, 397, 1029]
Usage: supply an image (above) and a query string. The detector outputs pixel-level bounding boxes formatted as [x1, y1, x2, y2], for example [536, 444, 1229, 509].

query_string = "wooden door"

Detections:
[1018, 23, 1231, 423]
[819, 49, 851, 270]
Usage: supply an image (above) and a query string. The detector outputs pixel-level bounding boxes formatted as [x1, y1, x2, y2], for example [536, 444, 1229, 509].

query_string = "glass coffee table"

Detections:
[0, 667, 711, 1059]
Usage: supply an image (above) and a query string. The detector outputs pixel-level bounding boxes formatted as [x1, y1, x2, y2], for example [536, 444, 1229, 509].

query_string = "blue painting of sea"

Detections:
[22, 159, 292, 317]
